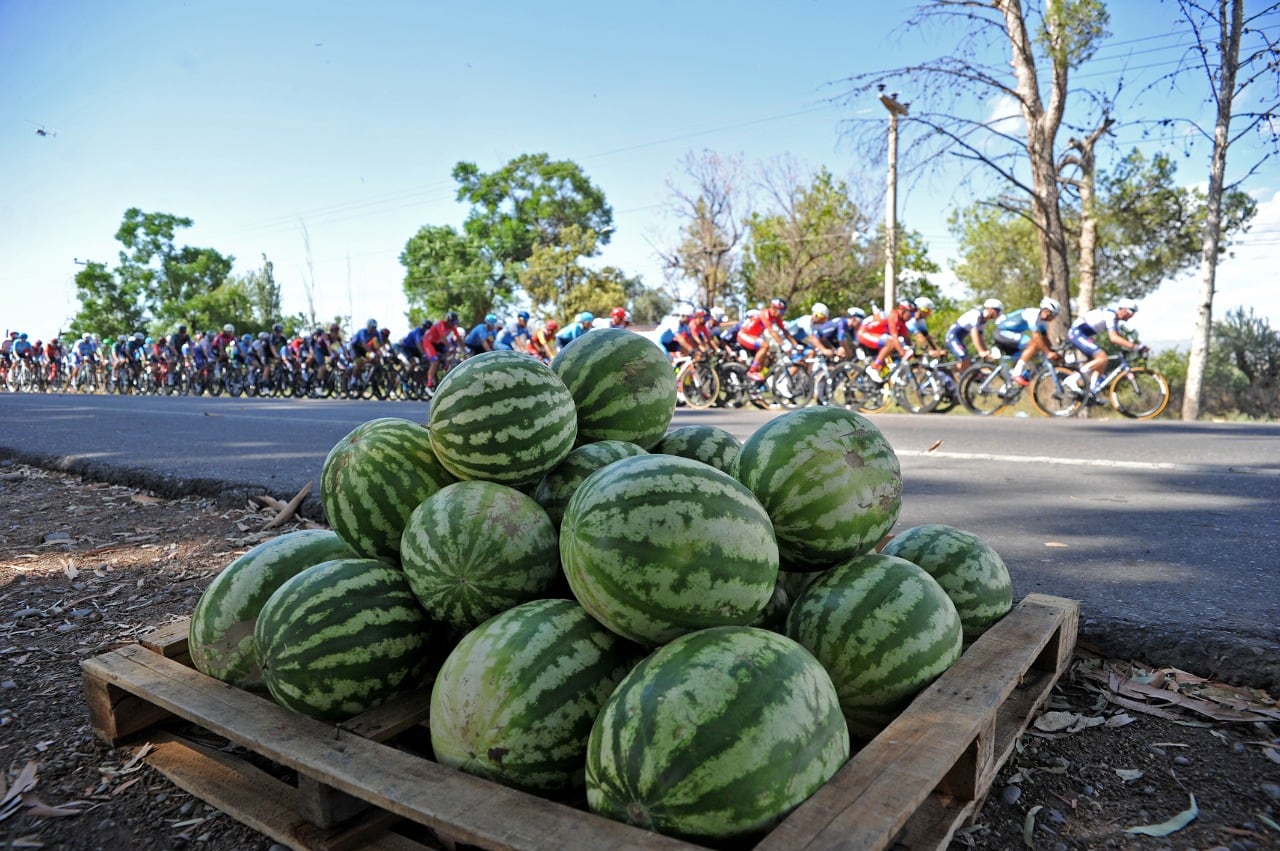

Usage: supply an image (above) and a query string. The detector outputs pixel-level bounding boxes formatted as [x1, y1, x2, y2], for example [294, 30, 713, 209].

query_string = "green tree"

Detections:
[68, 260, 148, 340]
[519, 224, 633, 321]
[947, 203, 1045, 308]
[401, 154, 614, 325]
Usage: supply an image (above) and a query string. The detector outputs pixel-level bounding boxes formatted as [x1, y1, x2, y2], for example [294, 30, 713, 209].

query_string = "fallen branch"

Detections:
[262, 481, 312, 530]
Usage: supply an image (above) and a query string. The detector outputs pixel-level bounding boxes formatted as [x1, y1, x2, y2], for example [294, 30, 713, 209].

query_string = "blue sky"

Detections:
[3, 1, 1277, 345]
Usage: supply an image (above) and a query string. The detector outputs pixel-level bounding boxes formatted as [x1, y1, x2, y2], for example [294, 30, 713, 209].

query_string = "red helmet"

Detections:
[545, 319, 560, 333]
[610, 307, 627, 322]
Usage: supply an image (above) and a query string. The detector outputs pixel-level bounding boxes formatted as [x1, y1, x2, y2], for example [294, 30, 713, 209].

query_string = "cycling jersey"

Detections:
[737, 310, 786, 351]
[992, 307, 1047, 353]
[494, 322, 531, 351]
[464, 322, 497, 354]
[944, 307, 995, 358]
[556, 323, 591, 348]
[856, 307, 912, 351]
[399, 326, 427, 357]
[656, 317, 691, 352]
[1067, 308, 1120, 357]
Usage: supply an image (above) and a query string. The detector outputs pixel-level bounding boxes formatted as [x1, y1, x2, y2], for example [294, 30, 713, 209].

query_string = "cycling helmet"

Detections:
[710, 307, 727, 322]
[811, 303, 829, 318]
[517, 310, 530, 321]
[485, 313, 498, 325]
[577, 311, 594, 325]
[898, 297, 915, 310]
[545, 319, 560, 332]
[676, 303, 694, 318]
[145, 337, 154, 345]
[770, 297, 788, 312]
[156, 336, 167, 345]
[983, 298, 1005, 313]
[610, 306, 627, 323]
[272, 323, 283, 333]
[444, 310, 459, 325]
[177, 325, 187, 334]
[1115, 298, 1139, 314]
[223, 323, 235, 334]
[82, 333, 91, 341]
[848, 307, 867, 319]
[134, 331, 145, 340]
[380, 328, 391, 339]
[1039, 297, 1062, 315]
[366, 318, 378, 329]
[914, 296, 935, 312]
[258, 331, 269, 340]
[694, 307, 709, 319]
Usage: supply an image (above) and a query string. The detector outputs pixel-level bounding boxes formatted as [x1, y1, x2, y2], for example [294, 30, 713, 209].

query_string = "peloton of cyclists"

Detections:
[1064, 298, 1145, 397]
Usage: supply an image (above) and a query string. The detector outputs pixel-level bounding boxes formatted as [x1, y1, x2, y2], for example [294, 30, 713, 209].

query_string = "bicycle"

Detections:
[859, 351, 944, 414]
[1032, 348, 1170, 419]
[674, 352, 720, 409]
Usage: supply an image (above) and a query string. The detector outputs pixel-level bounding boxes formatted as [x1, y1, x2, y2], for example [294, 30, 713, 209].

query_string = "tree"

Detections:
[740, 162, 870, 311]
[520, 224, 631, 320]
[1159, 0, 1280, 420]
[401, 154, 614, 325]
[948, 202, 1043, 307]
[660, 150, 747, 311]
[68, 260, 147, 340]
[839, 0, 1111, 336]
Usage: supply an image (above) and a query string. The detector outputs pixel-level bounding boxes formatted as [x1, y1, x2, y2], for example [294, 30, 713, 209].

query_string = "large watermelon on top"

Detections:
[321, 417, 456, 562]
[586, 626, 849, 844]
[189, 529, 355, 691]
[879, 523, 1013, 639]
[254, 557, 436, 722]
[560, 454, 779, 646]
[550, 328, 677, 450]
[732, 407, 901, 569]
[786, 553, 963, 740]
[430, 598, 640, 797]
[427, 351, 578, 487]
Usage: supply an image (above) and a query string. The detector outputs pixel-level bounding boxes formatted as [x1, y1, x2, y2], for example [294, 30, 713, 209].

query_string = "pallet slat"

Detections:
[83, 593, 1078, 851]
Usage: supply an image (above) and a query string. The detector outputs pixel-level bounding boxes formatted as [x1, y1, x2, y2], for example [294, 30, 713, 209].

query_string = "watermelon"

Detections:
[879, 524, 1013, 639]
[254, 558, 436, 721]
[189, 530, 355, 691]
[430, 599, 640, 797]
[427, 351, 578, 487]
[321, 417, 456, 562]
[586, 626, 849, 844]
[400, 481, 559, 633]
[560, 454, 779, 646]
[651, 424, 741, 473]
[532, 440, 647, 529]
[786, 553, 963, 740]
[749, 581, 791, 632]
[550, 327, 677, 449]
[732, 407, 901, 569]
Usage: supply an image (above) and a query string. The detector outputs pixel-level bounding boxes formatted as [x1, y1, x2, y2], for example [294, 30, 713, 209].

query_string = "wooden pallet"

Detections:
[81, 592, 1078, 851]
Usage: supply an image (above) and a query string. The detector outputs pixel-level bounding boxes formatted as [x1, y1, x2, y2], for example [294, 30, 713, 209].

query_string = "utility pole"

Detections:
[879, 94, 909, 310]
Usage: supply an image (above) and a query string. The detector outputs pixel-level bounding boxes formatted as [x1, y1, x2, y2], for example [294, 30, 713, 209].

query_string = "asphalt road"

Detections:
[2, 392, 1277, 689]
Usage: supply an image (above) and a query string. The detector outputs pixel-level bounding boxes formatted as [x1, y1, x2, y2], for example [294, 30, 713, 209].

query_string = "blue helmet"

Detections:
[485, 313, 498, 325]
[517, 310, 530, 321]
[577, 311, 594, 325]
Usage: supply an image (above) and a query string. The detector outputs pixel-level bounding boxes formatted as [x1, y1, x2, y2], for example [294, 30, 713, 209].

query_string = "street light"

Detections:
[879, 93, 909, 309]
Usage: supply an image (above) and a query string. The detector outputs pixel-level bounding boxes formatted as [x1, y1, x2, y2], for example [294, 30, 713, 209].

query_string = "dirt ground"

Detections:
[1, 460, 1277, 851]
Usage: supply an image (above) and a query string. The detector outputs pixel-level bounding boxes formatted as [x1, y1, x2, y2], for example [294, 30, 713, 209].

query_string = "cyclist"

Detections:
[399, 320, 430, 363]
[656, 305, 696, 359]
[529, 319, 559, 362]
[788, 303, 837, 360]
[43, 337, 66, 385]
[423, 311, 462, 392]
[607, 306, 632, 329]
[1064, 298, 1145, 396]
[494, 311, 533, 352]
[944, 298, 1004, 375]
[71, 333, 98, 385]
[905, 297, 945, 358]
[465, 314, 500, 356]
[992, 297, 1062, 387]
[739, 298, 799, 382]
[348, 319, 383, 388]
[857, 299, 917, 383]
[212, 324, 237, 363]
[171, 324, 191, 360]
[556, 312, 595, 349]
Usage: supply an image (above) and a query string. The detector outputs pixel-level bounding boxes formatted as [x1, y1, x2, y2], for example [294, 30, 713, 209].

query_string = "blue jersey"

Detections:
[556, 323, 591, 348]
[465, 323, 496, 350]
[812, 319, 841, 346]
[495, 323, 531, 350]
[998, 308, 1047, 336]
[399, 326, 427, 353]
[352, 327, 379, 348]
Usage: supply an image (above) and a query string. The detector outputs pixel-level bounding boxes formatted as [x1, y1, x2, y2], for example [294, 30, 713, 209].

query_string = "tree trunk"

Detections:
[1068, 117, 1111, 314]
[1182, 0, 1242, 421]
[999, 0, 1073, 337]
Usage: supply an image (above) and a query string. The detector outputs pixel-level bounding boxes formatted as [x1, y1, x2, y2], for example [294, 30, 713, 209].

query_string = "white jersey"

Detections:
[948, 307, 990, 334]
[1072, 308, 1118, 337]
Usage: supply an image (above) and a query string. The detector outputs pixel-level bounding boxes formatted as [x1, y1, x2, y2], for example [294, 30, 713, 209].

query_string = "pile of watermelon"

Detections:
[187, 328, 1014, 845]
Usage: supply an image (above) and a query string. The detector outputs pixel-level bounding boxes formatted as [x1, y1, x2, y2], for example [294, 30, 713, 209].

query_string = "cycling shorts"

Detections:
[992, 329, 1029, 354]
[944, 327, 974, 359]
[1067, 327, 1102, 357]
[855, 328, 889, 351]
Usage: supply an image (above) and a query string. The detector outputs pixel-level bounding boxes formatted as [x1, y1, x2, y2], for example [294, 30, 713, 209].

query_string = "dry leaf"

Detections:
[1, 761, 39, 807]
[1023, 804, 1042, 848]
[130, 494, 165, 505]
[1115, 768, 1144, 782]
[20, 792, 85, 817]
[1263, 747, 1280, 765]
[1126, 794, 1198, 836]
[926, 439, 943, 452]
[1044, 541, 1069, 548]
[1034, 711, 1081, 732]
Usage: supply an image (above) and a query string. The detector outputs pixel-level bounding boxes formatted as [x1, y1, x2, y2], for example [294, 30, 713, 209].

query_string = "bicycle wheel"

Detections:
[958, 365, 1009, 416]
[1031, 366, 1083, 417]
[892, 364, 941, 414]
[714, 362, 750, 408]
[1110, 367, 1170, 420]
[771, 366, 812, 409]
[842, 368, 890, 414]
[677, 360, 719, 409]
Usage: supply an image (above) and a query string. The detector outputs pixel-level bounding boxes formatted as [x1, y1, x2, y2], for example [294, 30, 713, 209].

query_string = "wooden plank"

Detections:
[756, 594, 1078, 851]
[144, 733, 427, 851]
[82, 670, 174, 745]
[140, 617, 191, 661]
[80, 645, 698, 851]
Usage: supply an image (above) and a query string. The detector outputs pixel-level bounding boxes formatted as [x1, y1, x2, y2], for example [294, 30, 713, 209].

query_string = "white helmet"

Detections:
[811, 302, 829, 318]
[675, 302, 694, 319]
[1115, 298, 1139, 314]
[983, 298, 1004, 313]
[913, 296, 935, 311]
[710, 307, 727, 322]
[1039, 297, 1062, 315]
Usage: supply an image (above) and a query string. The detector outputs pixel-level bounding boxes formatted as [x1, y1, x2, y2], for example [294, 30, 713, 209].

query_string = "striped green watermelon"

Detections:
[321, 417, 456, 562]
[428, 351, 578, 487]
[550, 328, 677, 449]
[561, 454, 779, 646]
[189, 530, 355, 691]
[532, 440, 647, 529]
[749, 581, 791, 632]
[879, 524, 1013, 640]
[586, 626, 849, 844]
[651, 424, 741, 473]
[786, 553, 962, 740]
[254, 558, 436, 721]
[732, 407, 901, 569]
[430, 598, 640, 797]
[399, 481, 559, 633]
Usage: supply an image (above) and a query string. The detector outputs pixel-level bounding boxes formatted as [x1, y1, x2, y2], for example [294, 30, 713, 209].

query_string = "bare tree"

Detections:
[837, 0, 1110, 336]
[659, 150, 747, 311]
[1059, 112, 1115, 312]
[1158, 0, 1280, 420]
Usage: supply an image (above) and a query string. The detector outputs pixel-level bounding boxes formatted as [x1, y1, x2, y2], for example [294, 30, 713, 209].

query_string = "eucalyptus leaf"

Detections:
[1125, 794, 1197, 836]
[1022, 804, 1043, 848]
